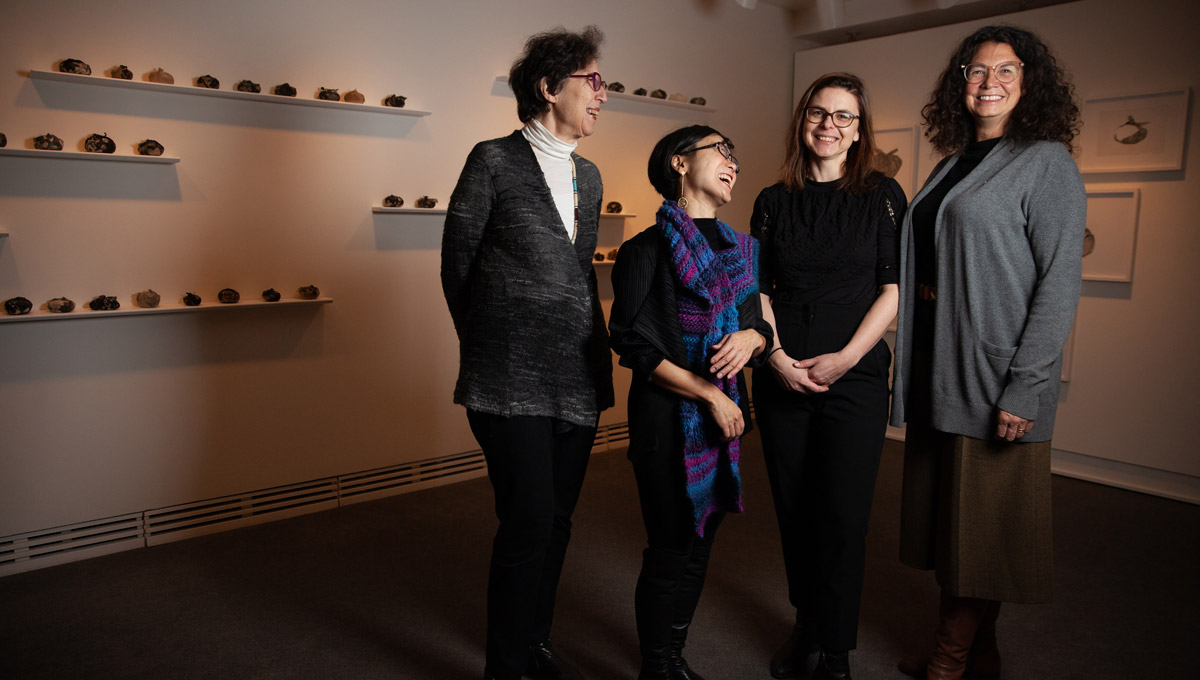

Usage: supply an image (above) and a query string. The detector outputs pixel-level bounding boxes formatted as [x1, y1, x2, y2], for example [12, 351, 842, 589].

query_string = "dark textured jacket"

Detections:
[441, 130, 614, 425]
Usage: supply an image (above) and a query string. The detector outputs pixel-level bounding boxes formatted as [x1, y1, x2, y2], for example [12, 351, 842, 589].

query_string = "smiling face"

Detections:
[675, 133, 738, 217]
[802, 87, 860, 174]
[964, 41, 1023, 139]
[541, 60, 607, 142]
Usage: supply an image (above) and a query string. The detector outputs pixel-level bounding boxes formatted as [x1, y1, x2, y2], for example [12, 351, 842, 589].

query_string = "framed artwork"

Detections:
[872, 126, 919, 198]
[1079, 89, 1189, 173]
[1082, 187, 1141, 282]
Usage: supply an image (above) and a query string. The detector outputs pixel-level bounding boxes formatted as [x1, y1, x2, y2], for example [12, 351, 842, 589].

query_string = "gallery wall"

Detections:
[791, 0, 1199, 499]
[0, 0, 800, 537]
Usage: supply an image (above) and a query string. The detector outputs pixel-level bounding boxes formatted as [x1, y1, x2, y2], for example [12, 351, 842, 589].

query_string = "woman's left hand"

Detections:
[996, 410, 1034, 442]
[795, 351, 854, 387]
[710, 330, 763, 380]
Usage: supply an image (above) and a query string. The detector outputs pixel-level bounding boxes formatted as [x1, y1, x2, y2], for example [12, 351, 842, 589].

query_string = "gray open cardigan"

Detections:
[889, 139, 1085, 441]
[441, 130, 614, 426]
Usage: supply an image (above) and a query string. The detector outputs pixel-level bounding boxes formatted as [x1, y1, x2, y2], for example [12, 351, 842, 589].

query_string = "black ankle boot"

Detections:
[770, 618, 819, 679]
[811, 650, 852, 680]
[527, 640, 584, 680]
[666, 623, 706, 680]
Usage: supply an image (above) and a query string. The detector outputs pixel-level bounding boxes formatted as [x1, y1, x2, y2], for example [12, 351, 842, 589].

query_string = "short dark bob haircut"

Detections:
[647, 125, 731, 201]
[509, 25, 604, 124]
[780, 72, 878, 194]
[922, 24, 1080, 155]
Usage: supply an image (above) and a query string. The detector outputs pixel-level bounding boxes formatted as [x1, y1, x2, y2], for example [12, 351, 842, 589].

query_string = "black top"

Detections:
[750, 176, 906, 305]
[912, 136, 1003, 286]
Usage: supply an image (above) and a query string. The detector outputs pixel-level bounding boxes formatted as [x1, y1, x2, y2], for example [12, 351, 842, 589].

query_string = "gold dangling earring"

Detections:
[677, 196, 688, 209]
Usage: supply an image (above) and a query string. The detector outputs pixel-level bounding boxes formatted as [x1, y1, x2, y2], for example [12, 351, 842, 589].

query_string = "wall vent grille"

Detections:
[339, 450, 488, 505]
[0, 513, 144, 577]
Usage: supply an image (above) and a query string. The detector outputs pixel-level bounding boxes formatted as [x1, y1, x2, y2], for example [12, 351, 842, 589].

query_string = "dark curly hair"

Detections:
[922, 25, 1079, 155]
[647, 125, 731, 200]
[509, 25, 604, 123]
[780, 72, 878, 194]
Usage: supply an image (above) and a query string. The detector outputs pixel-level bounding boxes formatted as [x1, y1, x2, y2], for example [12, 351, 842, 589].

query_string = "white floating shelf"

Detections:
[592, 260, 615, 266]
[600, 213, 637, 219]
[495, 76, 715, 113]
[0, 296, 332, 324]
[372, 206, 448, 215]
[30, 70, 431, 117]
[0, 147, 179, 163]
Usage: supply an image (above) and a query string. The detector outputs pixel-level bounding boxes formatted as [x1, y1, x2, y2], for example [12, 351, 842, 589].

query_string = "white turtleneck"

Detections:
[522, 119, 578, 241]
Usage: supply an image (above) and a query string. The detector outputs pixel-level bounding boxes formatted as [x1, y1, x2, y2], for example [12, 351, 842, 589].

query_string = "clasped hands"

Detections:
[769, 348, 854, 394]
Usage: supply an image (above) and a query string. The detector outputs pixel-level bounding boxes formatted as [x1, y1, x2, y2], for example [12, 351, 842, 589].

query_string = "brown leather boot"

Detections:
[898, 599, 1001, 678]
[924, 593, 989, 680]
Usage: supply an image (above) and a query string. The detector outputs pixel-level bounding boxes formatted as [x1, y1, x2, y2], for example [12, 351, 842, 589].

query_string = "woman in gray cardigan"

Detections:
[889, 26, 1085, 680]
[441, 26, 614, 680]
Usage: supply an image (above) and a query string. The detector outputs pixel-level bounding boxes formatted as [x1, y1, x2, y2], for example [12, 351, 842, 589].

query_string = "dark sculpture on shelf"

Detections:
[195, 74, 220, 89]
[383, 94, 407, 108]
[0, 132, 6, 148]
[235, 79, 261, 93]
[218, 288, 240, 304]
[594, 252, 606, 262]
[84, 133, 116, 154]
[88, 295, 120, 311]
[298, 285, 320, 300]
[148, 68, 174, 84]
[4, 297, 33, 315]
[344, 89, 365, 104]
[416, 196, 438, 209]
[607, 82, 625, 93]
[262, 288, 281, 302]
[317, 87, 340, 101]
[59, 58, 91, 75]
[650, 89, 667, 99]
[273, 83, 297, 97]
[137, 139, 165, 156]
[383, 194, 404, 208]
[134, 289, 161, 308]
[34, 133, 63, 151]
[633, 88, 647, 96]
[47, 297, 76, 313]
[606, 201, 622, 214]
[689, 97, 707, 106]
[111, 65, 133, 80]
[183, 292, 202, 306]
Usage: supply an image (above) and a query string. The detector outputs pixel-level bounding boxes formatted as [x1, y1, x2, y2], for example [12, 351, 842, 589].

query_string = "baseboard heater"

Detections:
[0, 421, 633, 578]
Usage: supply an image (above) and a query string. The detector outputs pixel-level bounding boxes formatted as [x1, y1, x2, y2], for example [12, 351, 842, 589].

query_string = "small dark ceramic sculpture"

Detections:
[0, 132, 6, 148]
[47, 297, 76, 313]
[218, 288, 240, 304]
[689, 97, 707, 106]
[343, 89, 365, 104]
[298, 285, 320, 300]
[262, 288, 281, 302]
[183, 292, 202, 306]
[134, 289, 161, 308]
[317, 87, 340, 101]
[633, 88, 647, 96]
[84, 133, 116, 154]
[148, 67, 174, 84]
[137, 139, 165, 156]
[607, 82, 625, 93]
[416, 196, 438, 209]
[111, 65, 133, 80]
[235, 79, 261, 93]
[4, 297, 33, 315]
[34, 133, 63, 151]
[594, 252, 605, 262]
[605, 201, 622, 214]
[273, 83, 297, 97]
[607, 248, 619, 261]
[650, 89, 667, 99]
[59, 58, 92, 75]
[383, 194, 404, 208]
[196, 74, 220, 89]
[383, 94, 407, 108]
[89, 295, 120, 311]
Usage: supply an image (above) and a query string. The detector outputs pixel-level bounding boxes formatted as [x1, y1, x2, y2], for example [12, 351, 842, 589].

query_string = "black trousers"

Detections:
[753, 339, 890, 652]
[467, 410, 597, 680]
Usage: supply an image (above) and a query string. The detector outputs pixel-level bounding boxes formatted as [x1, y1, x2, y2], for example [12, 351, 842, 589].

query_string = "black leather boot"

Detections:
[667, 623, 707, 680]
[526, 640, 584, 680]
[770, 615, 819, 679]
[811, 650, 852, 680]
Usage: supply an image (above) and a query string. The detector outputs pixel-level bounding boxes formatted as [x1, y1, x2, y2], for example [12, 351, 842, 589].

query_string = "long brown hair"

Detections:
[780, 72, 878, 194]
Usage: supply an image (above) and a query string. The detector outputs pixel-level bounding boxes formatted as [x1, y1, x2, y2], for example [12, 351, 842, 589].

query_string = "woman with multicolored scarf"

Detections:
[609, 125, 772, 680]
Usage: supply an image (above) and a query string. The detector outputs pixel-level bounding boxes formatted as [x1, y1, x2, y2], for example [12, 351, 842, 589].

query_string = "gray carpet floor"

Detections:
[1, 435, 1197, 679]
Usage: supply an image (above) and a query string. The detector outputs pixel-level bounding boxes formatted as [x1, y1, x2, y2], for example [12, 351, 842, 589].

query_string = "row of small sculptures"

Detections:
[3, 286, 321, 315]
[605, 82, 706, 106]
[58, 59, 407, 108]
[382, 195, 438, 208]
[27, 132, 164, 156]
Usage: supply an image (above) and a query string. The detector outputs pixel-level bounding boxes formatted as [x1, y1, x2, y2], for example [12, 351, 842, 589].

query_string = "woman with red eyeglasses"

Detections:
[442, 25, 613, 680]
[751, 72, 906, 680]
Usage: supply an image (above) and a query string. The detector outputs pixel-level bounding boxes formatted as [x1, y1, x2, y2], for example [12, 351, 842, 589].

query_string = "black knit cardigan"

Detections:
[441, 130, 614, 425]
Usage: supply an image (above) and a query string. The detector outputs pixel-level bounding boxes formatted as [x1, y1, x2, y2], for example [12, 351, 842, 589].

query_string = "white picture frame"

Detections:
[872, 126, 920, 198]
[1082, 187, 1141, 282]
[1079, 89, 1190, 173]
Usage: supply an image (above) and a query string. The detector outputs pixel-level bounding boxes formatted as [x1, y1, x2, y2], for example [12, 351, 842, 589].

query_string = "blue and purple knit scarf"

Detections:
[656, 199, 759, 537]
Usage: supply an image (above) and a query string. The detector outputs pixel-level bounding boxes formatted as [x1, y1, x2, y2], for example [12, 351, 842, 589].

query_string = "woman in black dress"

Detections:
[752, 73, 905, 680]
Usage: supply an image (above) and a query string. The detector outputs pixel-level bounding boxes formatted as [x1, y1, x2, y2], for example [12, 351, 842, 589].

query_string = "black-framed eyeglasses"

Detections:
[679, 140, 740, 174]
[804, 107, 859, 128]
[961, 62, 1023, 84]
[567, 72, 606, 92]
